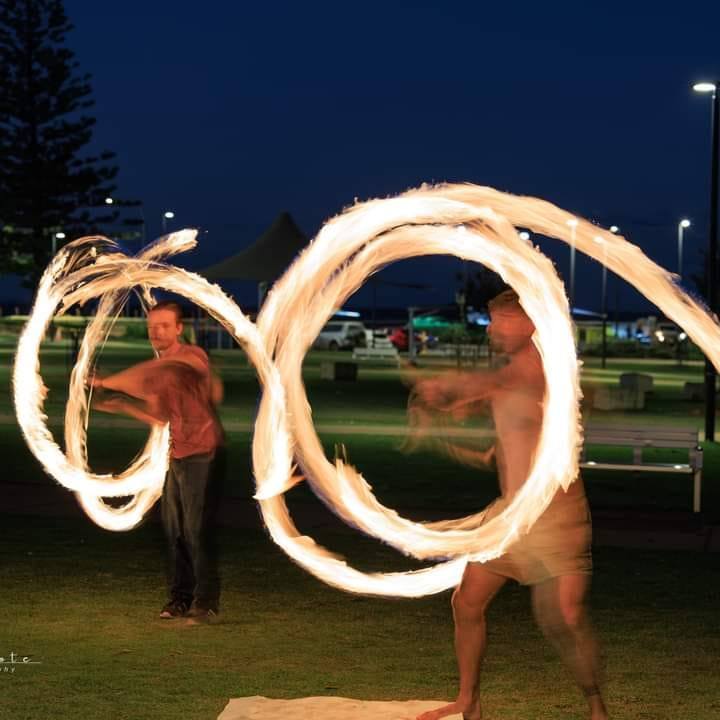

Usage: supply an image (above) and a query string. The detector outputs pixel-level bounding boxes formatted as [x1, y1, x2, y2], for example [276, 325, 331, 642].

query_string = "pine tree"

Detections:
[0, 0, 118, 284]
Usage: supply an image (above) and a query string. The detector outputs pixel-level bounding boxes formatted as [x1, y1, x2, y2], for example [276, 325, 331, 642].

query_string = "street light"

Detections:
[603, 226, 620, 368]
[594, 234, 610, 369]
[566, 218, 578, 309]
[52, 231, 66, 256]
[678, 219, 691, 278]
[693, 80, 719, 441]
[694, 82, 717, 93]
[162, 210, 175, 234]
[104, 197, 114, 205]
[518, 231, 530, 242]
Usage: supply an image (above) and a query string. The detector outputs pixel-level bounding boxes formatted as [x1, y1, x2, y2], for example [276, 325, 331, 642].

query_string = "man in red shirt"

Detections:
[92, 300, 224, 622]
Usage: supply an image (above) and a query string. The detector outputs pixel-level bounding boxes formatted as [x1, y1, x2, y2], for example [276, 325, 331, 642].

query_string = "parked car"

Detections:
[388, 327, 409, 350]
[314, 321, 368, 351]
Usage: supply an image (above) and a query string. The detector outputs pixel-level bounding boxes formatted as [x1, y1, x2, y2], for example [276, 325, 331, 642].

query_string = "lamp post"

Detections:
[693, 80, 720, 442]
[162, 210, 175, 235]
[678, 219, 691, 278]
[52, 231, 65, 256]
[593, 236, 608, 368]
[610, 226, 620, 336]
[597, 225, 619, 369]
[408, 306, 417, 365]
[566, 218, 578, 309]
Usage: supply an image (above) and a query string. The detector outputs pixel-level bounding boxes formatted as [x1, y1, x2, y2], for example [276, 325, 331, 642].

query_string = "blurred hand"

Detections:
[413, 377, 450, 409]
[210, 374, 224, 405]
[93, 396, 125, 414]
[87, 372, 104, 389]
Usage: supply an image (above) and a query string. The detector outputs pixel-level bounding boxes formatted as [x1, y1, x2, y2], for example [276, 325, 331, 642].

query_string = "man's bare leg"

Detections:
[417, 564, 507, 720]
[532, 574, 608, 720]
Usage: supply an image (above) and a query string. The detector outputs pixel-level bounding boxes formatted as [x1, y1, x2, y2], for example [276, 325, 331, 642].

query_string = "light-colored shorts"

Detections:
[474, 481, 593, 586]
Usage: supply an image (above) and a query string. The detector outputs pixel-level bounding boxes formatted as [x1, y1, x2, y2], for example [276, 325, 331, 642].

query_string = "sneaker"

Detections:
[159, 599, 189, 619]
[186, 601, 219, 624]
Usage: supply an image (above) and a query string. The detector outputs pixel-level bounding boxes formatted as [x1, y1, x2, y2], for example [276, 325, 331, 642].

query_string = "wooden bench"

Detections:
[580, 424, 703, 513]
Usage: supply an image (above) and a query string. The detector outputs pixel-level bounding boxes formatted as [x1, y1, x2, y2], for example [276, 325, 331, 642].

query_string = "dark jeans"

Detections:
[161, 447, 225, 610]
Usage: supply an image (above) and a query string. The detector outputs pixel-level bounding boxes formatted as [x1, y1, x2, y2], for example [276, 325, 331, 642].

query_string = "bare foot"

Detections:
[416, 696, 481, 720]
[589, 693, 608, 720]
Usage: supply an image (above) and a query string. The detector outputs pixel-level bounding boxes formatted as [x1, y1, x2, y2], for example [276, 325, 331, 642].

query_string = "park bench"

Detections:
[580, 424, 703, 513]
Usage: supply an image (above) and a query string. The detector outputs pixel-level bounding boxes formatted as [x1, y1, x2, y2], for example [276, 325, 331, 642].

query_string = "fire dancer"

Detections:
[409, 289, 607, 720]
[92, 300, 225, 623]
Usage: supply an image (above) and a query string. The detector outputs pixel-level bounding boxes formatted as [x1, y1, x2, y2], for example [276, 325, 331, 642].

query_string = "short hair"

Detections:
[149, 300, 183, 323]
[487, 289, 527, 318]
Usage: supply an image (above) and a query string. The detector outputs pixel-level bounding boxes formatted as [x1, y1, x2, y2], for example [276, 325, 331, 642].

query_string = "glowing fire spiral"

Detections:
[252, 184, 720, 596]
[13, 184, 720, 597]
[13, 231, 291, 531]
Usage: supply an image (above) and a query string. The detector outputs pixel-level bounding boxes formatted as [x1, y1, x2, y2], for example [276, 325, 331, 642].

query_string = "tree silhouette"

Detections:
[0, 0, 118, 284]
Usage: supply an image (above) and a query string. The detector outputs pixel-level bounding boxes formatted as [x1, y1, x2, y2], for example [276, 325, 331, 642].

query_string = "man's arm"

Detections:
[210, 374, 224, 405]
[412, 368, 500, 411]
[89, 359, 158, 399]
[91, 354, 201, 399]
[93, 393, 168, 426]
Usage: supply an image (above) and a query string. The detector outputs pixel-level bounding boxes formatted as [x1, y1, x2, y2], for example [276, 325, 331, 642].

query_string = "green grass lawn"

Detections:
[1, 337, 713, 427]
[2, 340, 720, 718]
[3, 340, 719, 515]
[1, 515, 718, 720]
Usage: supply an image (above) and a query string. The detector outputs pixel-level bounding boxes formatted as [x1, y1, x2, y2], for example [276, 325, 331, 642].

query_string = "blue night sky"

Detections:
[4, 0, 720, 315]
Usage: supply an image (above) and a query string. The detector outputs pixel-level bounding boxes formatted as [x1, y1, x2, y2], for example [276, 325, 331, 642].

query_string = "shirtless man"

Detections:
[92, 300, 224, 623]
[411, 289, 608, 720]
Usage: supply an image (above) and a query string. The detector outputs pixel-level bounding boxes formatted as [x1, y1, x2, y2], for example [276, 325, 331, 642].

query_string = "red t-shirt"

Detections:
[158, 344, 224, 459]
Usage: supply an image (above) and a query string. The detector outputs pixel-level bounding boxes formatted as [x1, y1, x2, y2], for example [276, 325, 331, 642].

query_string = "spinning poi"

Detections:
[13, 184, 720, 598]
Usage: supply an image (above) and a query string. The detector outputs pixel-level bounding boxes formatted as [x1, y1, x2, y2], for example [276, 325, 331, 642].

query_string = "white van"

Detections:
[314, 321, 368, 350]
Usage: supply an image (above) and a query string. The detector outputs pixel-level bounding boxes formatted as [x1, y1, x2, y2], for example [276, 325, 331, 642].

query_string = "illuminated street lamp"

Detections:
[693, 80, 719, 441]
[162, 210, 175, 234]
[594, 232, 615, 369]
[104, 197, 114, 205]
[678, 219, 691, 278]
[566, 218, 578, 308]
[596, 226, 620, 360]
[52, 231, 66, 256]
[694, 82, 717, 93]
